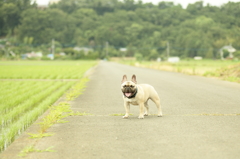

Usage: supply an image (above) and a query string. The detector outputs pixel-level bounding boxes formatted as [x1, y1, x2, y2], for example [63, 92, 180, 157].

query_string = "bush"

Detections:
[147, 49, 159, 61]
[134, 53, 143, 61]
[234, 51, 240, 58]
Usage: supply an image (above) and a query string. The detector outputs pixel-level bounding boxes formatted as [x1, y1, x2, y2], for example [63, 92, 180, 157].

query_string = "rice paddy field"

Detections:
[0, 61, 97, 152]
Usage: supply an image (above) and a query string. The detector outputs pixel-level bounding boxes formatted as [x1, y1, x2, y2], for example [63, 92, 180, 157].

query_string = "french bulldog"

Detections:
[121, 74, 162, 119]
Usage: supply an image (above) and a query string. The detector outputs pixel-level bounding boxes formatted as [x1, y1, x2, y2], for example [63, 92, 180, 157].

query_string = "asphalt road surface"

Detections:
[1, 61, 240, 159]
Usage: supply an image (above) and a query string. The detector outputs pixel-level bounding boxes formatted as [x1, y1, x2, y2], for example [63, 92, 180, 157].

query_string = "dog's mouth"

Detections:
[124, 92, 132, 97]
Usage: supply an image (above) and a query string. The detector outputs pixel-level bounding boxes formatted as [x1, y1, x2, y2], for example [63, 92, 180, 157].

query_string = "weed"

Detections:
[69, 111, 93, 116]
[18, 145, 55, 157]
[28, 133, 54, 139]
[38, 102, 72, 133]
[66, 78, 89, 101]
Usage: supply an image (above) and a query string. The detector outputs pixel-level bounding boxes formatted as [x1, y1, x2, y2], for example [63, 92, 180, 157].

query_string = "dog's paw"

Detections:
[144, 113, 148, 116]
[122, 116, 128, 119]
[138, 115, 144, 119]
[158, 113, 163, 117]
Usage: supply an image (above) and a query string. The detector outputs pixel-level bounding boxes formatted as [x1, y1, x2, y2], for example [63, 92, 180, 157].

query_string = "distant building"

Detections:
[73, 47, 93, 55]
[49, 0, 60, 4]
[21, 52, 43, 59]
[37, 0, 59, 9]
[47, 54, 54, 60]
[119, 48, 127, 52]
[219, 45, 236, 60]
[194, 56, 203, 60]
[168, 57, 180, 63]
[37, 4, 48, 9]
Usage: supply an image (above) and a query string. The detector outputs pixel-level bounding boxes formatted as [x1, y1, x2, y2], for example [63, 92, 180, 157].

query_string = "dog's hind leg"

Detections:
[152, 98, 162, 117]
[144, 101, 149, 116]
[138, 103, 145, 119]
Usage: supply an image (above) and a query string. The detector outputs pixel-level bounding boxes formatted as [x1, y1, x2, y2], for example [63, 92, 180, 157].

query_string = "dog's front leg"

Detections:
[138, 103, 145, 119]
[123, 102, 130, 119]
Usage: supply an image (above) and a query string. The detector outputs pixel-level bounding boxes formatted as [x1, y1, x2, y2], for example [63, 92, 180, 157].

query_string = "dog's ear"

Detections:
[121, 75, 127, 83]
[131, 74, 137, 84]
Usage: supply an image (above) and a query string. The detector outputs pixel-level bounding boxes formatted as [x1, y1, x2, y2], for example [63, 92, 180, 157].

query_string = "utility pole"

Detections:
[51, 39, 55, 60]
[5, 41, 10, 58]
[105, 41, 108, 58]
[166, 41, 170, 60]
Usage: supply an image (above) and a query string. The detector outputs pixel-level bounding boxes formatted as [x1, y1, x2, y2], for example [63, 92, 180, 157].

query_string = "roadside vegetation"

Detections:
[0, 61, 96, 152]
[18, 77, 92, 157]
[118, 59, 240, 83]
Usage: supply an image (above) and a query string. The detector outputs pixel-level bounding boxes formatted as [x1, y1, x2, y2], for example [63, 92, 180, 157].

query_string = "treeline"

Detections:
[0, 0, 240, 59]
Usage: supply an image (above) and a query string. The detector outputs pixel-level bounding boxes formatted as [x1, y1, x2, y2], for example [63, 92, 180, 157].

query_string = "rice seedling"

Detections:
[0, 82, 67, 129]
[0, 81, 75, 151]
[0, 61, 96, 79]
[0, 81, 34, 98]
[0, 82, 54, 114]
[0, 60, 97, 152]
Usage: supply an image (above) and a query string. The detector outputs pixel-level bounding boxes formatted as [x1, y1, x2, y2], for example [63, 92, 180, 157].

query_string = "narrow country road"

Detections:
[1, 61, 240, 159]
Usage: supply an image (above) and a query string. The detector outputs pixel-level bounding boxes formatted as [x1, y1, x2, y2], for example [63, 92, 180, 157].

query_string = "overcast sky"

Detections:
[36, 0, 239, 8]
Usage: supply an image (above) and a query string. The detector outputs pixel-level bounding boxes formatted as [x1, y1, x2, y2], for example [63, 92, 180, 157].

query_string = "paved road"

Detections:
[1, 61, 240, 159]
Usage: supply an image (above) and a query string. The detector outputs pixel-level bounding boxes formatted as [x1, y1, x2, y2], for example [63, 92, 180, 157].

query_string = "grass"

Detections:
[0, 60, 97, 152]
[38, 102, 72, 133]
[18, 145, 55, 157]
[118, 59, 240, 83]
[28, 133, 54, 139]
[66, 78, 89, 100]
[205, 63, 240, 83]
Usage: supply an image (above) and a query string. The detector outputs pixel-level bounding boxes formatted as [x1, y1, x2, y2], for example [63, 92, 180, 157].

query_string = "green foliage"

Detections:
[147, 49, 159, 60]
[1, 0, 240, 59]
[234, 51, 240, 59]
[134, 53, 143, 61]
[0, 0, 36, 36]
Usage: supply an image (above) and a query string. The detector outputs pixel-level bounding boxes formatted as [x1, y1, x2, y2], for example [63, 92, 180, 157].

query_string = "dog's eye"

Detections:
[130, 85, 134, 88]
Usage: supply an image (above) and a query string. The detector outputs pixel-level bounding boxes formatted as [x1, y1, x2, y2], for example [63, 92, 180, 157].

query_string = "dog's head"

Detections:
[121, 75, 137, 98]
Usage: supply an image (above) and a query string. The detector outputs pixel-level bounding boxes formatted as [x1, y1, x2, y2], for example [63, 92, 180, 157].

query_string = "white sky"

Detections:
[36, 0, 240, 8]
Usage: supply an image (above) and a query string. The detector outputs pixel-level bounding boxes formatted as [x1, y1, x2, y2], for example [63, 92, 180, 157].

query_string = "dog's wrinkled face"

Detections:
[121, 75, 137, 98]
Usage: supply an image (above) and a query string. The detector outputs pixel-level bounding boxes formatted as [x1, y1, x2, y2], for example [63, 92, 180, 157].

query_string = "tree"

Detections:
[1, 0, 240, 60]
[0, 0, 36, 36]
